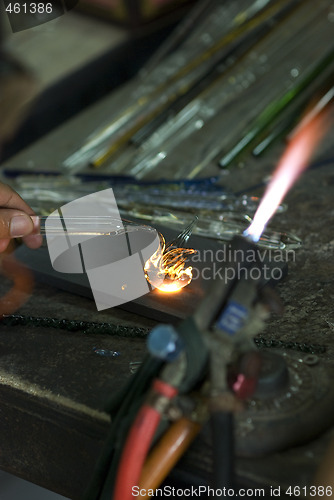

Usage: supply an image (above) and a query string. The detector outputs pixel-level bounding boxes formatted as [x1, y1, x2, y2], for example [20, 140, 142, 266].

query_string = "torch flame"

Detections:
[244, 110, 328, 242]
[145, 233, 196, 293]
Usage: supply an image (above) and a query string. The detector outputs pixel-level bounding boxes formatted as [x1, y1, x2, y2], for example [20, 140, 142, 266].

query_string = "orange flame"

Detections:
[245, 110, 329, 242]
[144, 233, 196, 293]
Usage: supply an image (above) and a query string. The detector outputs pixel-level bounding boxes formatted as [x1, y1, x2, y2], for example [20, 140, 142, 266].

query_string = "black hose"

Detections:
[83, 355, 162, 500]
[211, 411, 234, 495]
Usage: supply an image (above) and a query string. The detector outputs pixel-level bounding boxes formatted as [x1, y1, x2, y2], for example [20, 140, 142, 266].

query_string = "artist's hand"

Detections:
[0, 182, 42, 252]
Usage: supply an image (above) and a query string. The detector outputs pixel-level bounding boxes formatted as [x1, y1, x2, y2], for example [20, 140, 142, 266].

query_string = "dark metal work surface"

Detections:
[0, 282, 153, 498]
[15, 226, 287, 324]
[14, 231, 224, 324]
[253, 154, 334, 361]
[1, 95, 334, 499]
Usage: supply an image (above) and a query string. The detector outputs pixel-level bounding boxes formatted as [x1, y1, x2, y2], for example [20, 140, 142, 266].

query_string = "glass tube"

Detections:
[32, 215, 155, 238]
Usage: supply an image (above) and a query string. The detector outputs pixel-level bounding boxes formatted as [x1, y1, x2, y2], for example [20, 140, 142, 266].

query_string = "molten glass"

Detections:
[145, 232, 196, 293]
[244, 111, 328, 242]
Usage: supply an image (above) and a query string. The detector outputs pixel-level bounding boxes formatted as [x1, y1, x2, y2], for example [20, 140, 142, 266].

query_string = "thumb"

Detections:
[0, 210, 34, 239]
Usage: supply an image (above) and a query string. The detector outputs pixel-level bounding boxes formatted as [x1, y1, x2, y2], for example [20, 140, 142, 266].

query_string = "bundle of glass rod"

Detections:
[121, 207, 302, 250]
[62, 0, 302, 175]
[8, 174, 267, 213]
[8, 174, 300, 249]
[125, 0, 334, 180]
[61, 0, 334, 180]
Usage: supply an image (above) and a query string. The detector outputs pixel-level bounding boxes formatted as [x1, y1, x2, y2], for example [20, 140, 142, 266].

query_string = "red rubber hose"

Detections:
[113, 380, 177, 500]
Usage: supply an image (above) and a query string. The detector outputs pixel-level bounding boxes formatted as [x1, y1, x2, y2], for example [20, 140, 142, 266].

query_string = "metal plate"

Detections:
[15, 224, 287, 323]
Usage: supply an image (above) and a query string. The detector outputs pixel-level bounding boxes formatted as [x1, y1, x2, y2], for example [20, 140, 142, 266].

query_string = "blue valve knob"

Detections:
[147, 324, 184, 362]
